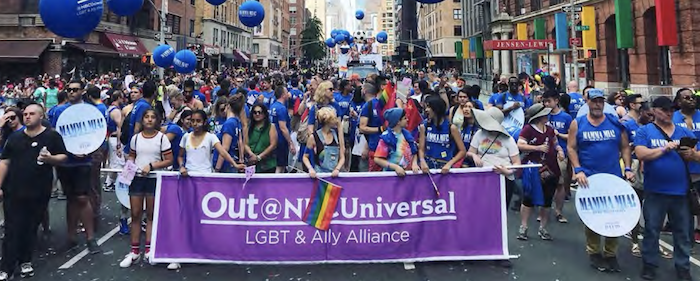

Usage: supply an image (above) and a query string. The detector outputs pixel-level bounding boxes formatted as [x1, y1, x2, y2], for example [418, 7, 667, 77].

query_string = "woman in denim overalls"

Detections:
[302, 107, 345, 179]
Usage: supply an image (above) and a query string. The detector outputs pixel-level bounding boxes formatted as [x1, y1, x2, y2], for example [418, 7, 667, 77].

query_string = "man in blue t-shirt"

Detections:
[568, 88, 634, 273]
[270, 88, 294, 173]
[566, 81, 585, 118]
[497, 77, 531, 113]
[542, 90, 573, 223]
[359, 82, 384, 172]
[635, 96, 698, 280]
[258, 77, 274, 107]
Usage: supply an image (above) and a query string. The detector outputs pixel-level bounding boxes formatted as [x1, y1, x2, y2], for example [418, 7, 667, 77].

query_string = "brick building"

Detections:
[0, 0, 200, 81]
[463, 0, 700, 95]
[289, 0, 307, 62]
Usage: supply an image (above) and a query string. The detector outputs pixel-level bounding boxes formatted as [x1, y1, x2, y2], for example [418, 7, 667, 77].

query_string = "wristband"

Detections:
[624, 167, 632, 172]
[574, 167, 585, 174]
[149, 163, 154, 171]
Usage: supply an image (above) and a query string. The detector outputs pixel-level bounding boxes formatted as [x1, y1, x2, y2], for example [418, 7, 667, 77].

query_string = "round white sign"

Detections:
[55, 103, 107, 155]
[575, 173, 641, 237]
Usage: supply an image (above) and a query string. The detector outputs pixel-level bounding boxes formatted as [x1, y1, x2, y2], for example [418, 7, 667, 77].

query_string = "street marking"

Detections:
[59, 221, 125, 269]
[571, 186, 700, 267]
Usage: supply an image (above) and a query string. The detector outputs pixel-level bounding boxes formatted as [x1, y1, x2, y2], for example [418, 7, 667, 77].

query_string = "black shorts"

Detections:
[129, 177, 156, 196]
[56, 166, 92, 198]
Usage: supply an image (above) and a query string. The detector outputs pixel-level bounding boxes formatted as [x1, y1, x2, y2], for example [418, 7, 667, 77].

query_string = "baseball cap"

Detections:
[651, 96, 674, 110]
[588, 88, 605, 99]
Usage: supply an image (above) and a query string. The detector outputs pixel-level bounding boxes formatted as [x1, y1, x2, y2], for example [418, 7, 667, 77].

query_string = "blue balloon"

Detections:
[334, 34, 346, 44]
[416, 0, 445, 3]
[376, 31, 388, 43]
[107, 0, 143, 17]
[40, 0, 103, 38]
[173, 50, 197, 74]
[355, 10, 364, 20]
[238, 0, 265, 28]
[346, 35, 354, 44]
[206, 0, 227, 5]
[153, 45, 175, 68]
[342, 30, 351, 41]
[325, 38, 336, 48]
[331, 29, 339, 38]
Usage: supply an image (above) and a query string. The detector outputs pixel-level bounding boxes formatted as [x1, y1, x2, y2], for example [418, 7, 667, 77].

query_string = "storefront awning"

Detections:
[483, 39, 555, 51]
[233, 49, 250, 62]
[0, 40, 51, 61]
[102, 33, 148, 58]
[67, 42, 120, 56]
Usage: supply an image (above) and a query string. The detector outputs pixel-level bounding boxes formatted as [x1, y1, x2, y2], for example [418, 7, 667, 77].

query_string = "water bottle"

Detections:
[37, 146, 48, 165]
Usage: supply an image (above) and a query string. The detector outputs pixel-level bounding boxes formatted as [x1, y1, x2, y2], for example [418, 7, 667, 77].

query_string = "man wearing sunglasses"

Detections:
[49, 80, 102, 255]
[672, 88, 700, 247]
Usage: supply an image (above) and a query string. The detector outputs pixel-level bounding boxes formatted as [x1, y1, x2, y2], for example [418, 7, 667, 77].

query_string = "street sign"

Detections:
[570, 38, 582, 47]
[573, 13, 581, 20]
[562, 5, 582, 13]
[576, 25, 590, 31]
[155, 33, 173, 40]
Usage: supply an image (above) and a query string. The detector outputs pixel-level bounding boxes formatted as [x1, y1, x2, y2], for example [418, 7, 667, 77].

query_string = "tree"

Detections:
[300, 16, 326, 65]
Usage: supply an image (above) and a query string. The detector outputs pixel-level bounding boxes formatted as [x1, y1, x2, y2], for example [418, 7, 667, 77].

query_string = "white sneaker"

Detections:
[144, 251, 156, 265]
[167, 263, 181, 270]
[119, 252, 141, 268]
[0, 271, 8, 281]
[20, 262, 34, 277]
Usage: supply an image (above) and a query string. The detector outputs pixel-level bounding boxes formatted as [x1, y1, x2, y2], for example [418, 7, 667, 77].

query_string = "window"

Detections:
[290, 6, 297, 13]
[290, 27, 297, 35]
[290, 16, 296, 24]
[189, 20, 195, 37]
[252, 43, 259, 54]
[221, 30, 226, 47]
[289, 0, 296, 3]
[191, 0, 195, 5]
[213, 28, 219, 45]
[454, 25, 462, 36]
[453, 9, 462, 20]
[172, 15, 181, 34]
[531, 0, 541, 11]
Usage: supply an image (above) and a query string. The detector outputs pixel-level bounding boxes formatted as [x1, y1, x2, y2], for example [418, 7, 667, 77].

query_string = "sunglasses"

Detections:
[253, 110, 264, 115]
[7, 115, 16, 121]
[66, 87, 81, 93]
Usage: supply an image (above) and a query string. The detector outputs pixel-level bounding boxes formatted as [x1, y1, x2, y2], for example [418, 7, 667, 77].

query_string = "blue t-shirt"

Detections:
[360, 98, 383, 151]
[124, 98, 152, 153]
[575, 114, 624, 177]
[634, 123, 695, 195]
[333, 92, 353, 118]
[622, 118, 640, 143]
[568, 92, 585, 117]
[270, 101, 290, 145]
[165, 123, 186, 170]
[547, 110, 572, 155]
[488, 92, 503, 106]
[672, 110, 700, 174]
[95, 102, 107, 118]
[424, 119, 454, 161]
[288, 88, 303, 109]
[497, 92, 531, 109]
[193, 90, 206, 104]
[210, 116, 227, 136]
[260, 90, 274, 107]
[307, 102, 341, 127]
[470, 97, 484, 110]
[247, 90, 260, 105]
[214, 117, 243, 171]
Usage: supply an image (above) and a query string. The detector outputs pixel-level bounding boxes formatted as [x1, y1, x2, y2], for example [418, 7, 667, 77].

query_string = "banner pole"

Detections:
[100, 164, 542, 174]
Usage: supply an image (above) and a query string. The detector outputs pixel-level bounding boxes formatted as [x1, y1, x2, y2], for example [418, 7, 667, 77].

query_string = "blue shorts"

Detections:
[129, 177, 156, 196]
[276, 141, 289, 167]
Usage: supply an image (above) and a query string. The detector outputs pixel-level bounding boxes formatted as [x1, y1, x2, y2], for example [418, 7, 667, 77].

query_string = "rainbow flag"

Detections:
[378, 81, 397, 125]
[302, 180, 342, 230]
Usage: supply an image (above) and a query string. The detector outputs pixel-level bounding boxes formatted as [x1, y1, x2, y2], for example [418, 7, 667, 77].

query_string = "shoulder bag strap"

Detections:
[653, 123, 692, 190]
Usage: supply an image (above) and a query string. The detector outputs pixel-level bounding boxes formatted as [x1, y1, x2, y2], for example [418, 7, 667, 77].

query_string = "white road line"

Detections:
[571, 186, 700, 267]
[59, 222, 124, 269]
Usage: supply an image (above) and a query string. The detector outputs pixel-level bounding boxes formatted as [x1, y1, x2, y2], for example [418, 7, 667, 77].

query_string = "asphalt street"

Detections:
[3, 183, 700, 281]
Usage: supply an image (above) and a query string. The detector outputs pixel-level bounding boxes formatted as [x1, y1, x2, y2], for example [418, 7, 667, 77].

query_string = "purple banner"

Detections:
[151, 170, 508, 264]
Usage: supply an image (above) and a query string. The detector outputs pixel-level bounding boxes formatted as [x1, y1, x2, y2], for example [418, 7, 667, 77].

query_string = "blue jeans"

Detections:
[642, 192, 692, 270]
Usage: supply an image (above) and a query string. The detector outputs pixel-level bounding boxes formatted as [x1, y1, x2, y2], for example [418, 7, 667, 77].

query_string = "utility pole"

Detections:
[569, 0, 578, 86]
[147, 0, 168, 79]
[409, 30, 414, 70]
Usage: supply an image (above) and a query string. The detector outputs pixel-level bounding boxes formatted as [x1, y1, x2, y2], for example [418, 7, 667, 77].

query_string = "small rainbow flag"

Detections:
[302, 180, 342, 231]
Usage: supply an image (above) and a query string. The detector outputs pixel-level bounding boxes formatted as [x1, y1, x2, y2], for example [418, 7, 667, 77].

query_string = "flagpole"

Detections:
[286, 165, 342, 187]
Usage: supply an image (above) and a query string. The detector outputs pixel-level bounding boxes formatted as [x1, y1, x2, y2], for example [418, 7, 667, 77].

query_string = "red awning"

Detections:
[102, 33, 148, 58]
[483, 39, 555, 50]
[233, 49, 250, 62]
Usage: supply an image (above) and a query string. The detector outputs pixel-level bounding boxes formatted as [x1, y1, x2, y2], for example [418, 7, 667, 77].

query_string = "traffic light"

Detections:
[586, 49, 597, 59]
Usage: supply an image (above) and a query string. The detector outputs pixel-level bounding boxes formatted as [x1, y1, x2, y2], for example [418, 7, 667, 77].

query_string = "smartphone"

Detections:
[680, 137, 699, 149]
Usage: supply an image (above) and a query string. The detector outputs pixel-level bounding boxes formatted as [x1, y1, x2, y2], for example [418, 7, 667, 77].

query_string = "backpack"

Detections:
[120, 111, 133, 145]
[296, 104, 315, 144]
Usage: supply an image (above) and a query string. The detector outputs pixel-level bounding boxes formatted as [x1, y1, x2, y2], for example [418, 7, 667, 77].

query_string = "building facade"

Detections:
[305, 0, 326, 36]
[418, 0, 463, 70]
[195, 0, 253, 70]
[462, 0, 700, 96]
[252, 0, 284, 68]
[289, 0, 306, 62]
[377, 0, 394, 57]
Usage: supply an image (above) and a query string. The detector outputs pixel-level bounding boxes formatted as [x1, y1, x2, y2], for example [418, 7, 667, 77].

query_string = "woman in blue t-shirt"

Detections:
[164, 110, 192, 170]
[418, 95, 466, 174]
[449, 98, 479, 167]
[214, 95, 246, 173]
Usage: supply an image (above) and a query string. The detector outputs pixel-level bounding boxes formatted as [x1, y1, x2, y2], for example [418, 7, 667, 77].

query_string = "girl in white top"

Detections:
[120, 109, 173, 268]
[178, 110, 239, 176]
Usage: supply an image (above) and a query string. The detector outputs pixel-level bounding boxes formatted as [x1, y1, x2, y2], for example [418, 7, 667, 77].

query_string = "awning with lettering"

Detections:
[483, 39, 555, 50]
[102, 33, 148, 58]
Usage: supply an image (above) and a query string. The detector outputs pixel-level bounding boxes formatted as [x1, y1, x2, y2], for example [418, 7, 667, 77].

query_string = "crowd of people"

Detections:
[0, 65, 698, 281]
